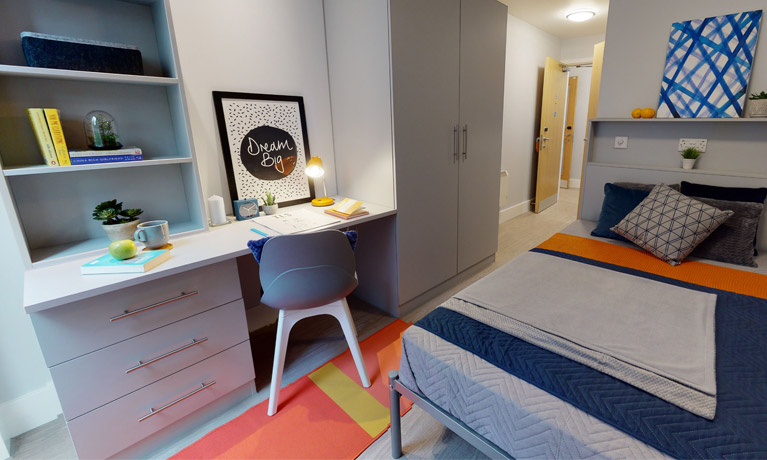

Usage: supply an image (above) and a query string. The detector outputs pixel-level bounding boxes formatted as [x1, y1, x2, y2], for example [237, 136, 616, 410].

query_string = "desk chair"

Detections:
[250, 230, 371, 416]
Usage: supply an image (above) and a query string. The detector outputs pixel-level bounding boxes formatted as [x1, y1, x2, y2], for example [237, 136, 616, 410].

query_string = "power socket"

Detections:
[614, 136, 628, 149]
[678, 138, 707, 152]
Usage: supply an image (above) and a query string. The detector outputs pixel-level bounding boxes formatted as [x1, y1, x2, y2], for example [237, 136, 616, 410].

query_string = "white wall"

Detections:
[599, 0, 767, 118]
[0, 194, 60, 447]
[500, 14, 562, 216]
[169, 0, 337, 212]
[567, 66, 593, 186]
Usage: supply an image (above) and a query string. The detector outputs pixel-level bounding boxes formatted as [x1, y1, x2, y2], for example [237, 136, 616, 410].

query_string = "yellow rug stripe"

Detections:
[308, 362, 389, 437]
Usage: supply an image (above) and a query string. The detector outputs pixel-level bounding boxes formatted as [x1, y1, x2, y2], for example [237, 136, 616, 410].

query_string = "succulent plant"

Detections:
[92, 199, 143, 225]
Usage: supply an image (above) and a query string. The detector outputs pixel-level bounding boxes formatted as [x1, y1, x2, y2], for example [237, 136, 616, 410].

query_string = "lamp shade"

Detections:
[305, 157, 325, 178]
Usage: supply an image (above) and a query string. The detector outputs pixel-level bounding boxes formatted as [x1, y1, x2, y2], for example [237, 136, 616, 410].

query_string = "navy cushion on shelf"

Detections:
[591, 183, 650, 242]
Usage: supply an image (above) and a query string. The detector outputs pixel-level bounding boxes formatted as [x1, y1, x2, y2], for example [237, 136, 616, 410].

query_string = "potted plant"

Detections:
[93, 199, 143, 241]
[747, 91, 767, 117]
[261, 191, 278, 215]
[681, 147, 702, 170]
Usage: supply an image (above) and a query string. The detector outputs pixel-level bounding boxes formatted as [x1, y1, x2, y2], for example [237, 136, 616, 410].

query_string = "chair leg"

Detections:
[268, 310, 294, 416]
[332, 299, 371, 388]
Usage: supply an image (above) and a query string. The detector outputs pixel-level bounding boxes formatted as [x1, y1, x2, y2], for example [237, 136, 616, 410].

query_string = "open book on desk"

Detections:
[251, 209, 340, 235]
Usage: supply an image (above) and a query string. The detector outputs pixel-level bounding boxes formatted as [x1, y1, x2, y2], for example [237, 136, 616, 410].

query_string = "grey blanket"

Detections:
[452, 251, 718, 419]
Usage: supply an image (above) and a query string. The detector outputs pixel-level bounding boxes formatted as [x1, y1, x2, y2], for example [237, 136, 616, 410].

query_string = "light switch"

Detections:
[614, 136, 628, 149]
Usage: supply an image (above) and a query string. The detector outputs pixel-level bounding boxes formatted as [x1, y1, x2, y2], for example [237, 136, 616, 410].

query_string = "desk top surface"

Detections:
[24, 198, 395, 313]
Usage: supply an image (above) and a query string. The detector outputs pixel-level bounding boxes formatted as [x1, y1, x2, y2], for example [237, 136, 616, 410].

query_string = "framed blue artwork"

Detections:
[657, 10, 763, 118]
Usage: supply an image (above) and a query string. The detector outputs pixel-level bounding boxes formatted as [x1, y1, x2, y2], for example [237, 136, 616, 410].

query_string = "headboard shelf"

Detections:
[589, 162, 767, 180]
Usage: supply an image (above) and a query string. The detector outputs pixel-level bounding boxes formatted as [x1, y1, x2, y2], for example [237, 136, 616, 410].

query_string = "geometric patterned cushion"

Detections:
[611, 184, 734, 266]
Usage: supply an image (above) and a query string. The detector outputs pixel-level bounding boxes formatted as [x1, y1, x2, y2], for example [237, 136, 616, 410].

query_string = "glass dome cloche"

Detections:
[84, 110, 123, 150]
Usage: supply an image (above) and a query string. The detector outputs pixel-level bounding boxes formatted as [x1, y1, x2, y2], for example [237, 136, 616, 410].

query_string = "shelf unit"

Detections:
[580, 118, 767, 251]
[0, 0, 207, 267]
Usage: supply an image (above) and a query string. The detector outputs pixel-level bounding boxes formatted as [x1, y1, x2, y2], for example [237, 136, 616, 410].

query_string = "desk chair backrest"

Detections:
[259, 230, 358, 311]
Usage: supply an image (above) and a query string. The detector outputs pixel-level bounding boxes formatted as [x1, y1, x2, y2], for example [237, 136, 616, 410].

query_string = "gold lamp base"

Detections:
[312, 197, 335, 207]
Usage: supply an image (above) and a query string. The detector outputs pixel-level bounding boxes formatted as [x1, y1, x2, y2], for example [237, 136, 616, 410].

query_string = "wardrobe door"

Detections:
[391, 0, 461, 303]
[457, 0, 507, 272]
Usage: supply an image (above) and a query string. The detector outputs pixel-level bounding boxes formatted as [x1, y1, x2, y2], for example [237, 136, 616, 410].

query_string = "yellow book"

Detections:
[330, 198, 363, 216]
[27, 108, 58, 166]
[43, 108, 70, 166]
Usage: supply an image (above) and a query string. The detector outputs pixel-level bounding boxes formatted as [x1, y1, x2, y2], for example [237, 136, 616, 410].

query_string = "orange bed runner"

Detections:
[537, 233, 767, 299]
[172, 319, 412, 460]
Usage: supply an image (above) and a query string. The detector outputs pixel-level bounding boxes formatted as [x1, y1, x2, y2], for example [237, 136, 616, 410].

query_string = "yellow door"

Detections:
[534, 57, 568, 213]
[560, 75, 578, 188]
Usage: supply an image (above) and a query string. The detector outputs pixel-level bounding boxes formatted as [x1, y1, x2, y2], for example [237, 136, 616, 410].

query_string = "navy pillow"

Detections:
[680, 181, 767, 203]
[591, 183, 650, 242]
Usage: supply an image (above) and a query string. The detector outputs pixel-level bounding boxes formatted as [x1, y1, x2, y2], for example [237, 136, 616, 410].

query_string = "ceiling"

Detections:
[498, 0, 609, 39]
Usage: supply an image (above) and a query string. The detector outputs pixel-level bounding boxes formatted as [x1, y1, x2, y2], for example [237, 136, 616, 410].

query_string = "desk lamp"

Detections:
[305, 156, 334, 207]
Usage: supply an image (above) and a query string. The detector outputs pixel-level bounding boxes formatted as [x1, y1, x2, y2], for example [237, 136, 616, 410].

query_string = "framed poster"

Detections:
[212, 91, 315, 207]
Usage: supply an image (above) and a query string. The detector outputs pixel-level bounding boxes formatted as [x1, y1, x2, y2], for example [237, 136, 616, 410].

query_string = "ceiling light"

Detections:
[566, 9, 596, 22]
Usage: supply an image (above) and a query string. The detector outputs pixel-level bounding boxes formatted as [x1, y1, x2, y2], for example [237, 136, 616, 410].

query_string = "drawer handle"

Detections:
[125, 337, 209, 374]
[138, 381, 216, 423]
[110, 291, 199, 322]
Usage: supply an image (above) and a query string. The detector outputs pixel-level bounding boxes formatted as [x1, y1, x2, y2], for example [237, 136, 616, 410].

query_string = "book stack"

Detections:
[27, 108, 71, 166]
[324, 198, 369, 220]
[68, 147, 143, 165]
[81, 249, 170, 275]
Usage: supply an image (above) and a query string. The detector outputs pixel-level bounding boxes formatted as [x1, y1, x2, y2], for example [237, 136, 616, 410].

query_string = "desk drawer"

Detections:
[31, 259, 242, 367]
[51, 299, 248, 421]
[67, 340, 254, 460]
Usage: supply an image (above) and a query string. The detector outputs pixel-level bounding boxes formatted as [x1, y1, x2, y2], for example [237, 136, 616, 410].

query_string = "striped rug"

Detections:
[172, 319, 412, 459]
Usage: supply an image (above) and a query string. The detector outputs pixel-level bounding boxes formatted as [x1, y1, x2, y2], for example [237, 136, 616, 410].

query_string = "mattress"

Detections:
[399, 226, 767, 459]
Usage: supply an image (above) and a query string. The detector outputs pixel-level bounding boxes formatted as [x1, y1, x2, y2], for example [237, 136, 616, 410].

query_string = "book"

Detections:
[251, 209, 340, 234]
[43, 108, 71, 166]
[70, 155, 143, 165]
[324, 208, 369, 220]
[331, 198, 363, 215]
[81, 250, 170, 275]
[68, 147, 143, 158]
[27, 108, 58, 166]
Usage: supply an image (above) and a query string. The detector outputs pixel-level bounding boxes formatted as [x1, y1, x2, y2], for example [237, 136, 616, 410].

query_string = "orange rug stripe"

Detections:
[538, 233, 767, 299]
[172, 319, 412, 459]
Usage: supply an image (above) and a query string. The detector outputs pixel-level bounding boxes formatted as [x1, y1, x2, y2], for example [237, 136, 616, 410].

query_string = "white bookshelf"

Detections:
[0, 0, 207, 266]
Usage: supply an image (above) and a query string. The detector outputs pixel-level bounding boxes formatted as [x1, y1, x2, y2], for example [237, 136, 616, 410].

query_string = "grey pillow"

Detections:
[614, 182, 680, 192]
[611, 184, 734, 266]
[689, 197, 763, 267]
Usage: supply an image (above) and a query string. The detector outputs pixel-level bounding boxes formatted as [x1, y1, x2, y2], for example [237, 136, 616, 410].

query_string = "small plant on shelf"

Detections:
[261, 191, 279, 215]
[681, 147, 702, 170]
[93, 199, 144, 241]
[748, 91, 767, 118]
[681, 147, 701, 160]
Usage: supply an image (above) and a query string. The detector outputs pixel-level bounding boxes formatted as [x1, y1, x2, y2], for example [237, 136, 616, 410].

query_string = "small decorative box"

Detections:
[20, 32, 144, 75]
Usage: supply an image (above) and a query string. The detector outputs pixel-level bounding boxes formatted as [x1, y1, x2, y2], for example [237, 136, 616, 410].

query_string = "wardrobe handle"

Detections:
[462, 125, 468, 160]
[453, 125, 459, 163]
[110, 291, 199, 322]
[125, 337, 209, 374]
[138, 381, 216, 422]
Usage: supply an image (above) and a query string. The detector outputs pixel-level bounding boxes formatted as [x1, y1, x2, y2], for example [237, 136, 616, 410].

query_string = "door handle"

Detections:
[453, 125, 459, 163]
[462, 125, 468, 160]
[542, 137, 551, 141]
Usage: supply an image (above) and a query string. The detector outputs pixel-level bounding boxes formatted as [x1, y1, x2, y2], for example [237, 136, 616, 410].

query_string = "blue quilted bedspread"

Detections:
[416, 250, 767, 459]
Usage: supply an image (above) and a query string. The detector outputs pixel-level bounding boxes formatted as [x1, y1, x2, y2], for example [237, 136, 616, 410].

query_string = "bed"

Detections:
[389, 219, 767, 459]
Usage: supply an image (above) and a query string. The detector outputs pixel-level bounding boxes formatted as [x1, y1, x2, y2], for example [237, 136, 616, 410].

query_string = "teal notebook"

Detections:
[81, 250, 170, 274]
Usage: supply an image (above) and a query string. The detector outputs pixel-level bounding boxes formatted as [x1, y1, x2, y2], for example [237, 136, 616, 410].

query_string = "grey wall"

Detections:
[599, 0, 767, 118]
[500, 14, 561, 209]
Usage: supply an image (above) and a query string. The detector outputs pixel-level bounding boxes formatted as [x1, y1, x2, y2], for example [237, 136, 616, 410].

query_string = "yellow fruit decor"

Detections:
[631, 108, 642, 118]
[641, 107, 656, 118]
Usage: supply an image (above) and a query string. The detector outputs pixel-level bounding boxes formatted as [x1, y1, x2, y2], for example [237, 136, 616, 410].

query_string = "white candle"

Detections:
[208, 195, 227, 225]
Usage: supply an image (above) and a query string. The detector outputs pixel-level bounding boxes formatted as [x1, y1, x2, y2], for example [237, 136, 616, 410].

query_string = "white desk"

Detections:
[22, 197, 396, 459]
[24, 197, 396, 313]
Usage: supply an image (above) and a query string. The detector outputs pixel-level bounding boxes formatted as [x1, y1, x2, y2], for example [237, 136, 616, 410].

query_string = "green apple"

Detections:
[109, 239, 137, 260]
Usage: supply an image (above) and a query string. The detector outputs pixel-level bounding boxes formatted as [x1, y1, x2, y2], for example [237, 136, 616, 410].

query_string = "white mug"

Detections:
[134, 220, 169, 249]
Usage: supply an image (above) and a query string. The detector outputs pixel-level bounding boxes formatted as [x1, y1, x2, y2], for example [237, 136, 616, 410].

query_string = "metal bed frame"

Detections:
[388, 370, 513, 459]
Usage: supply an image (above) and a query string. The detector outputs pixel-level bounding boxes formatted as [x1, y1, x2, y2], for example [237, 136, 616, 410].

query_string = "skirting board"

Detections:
[0, 382, 61, 444]
[499, 199, 532, 224]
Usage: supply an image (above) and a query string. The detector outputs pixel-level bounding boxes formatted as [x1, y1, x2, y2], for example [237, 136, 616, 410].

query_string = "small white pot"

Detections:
[682, 158, 697, 170]
[102, 220, 140, 242]
[747, 99, 767, 117]
[262, 204, 279, 215]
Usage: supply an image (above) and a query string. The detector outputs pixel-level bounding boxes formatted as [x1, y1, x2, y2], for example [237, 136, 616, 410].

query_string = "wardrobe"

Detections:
[325, 0, 507, 306]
